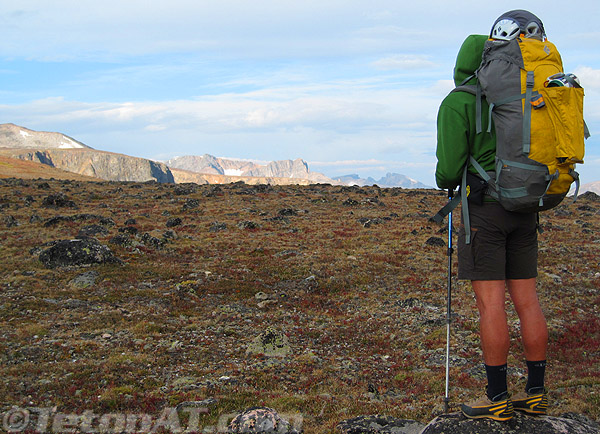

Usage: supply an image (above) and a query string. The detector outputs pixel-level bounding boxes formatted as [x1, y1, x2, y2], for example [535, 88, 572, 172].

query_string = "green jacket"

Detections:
[435, 34, 496, 190]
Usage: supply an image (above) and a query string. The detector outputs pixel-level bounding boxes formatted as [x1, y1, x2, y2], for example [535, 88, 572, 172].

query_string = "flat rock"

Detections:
[421, 411, 600, 433]
[336, 415, 425, 433]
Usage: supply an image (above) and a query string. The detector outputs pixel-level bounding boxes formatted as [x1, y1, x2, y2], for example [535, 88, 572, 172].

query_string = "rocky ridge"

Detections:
[0, 148, 174, 183]
[0, 123, 91, 150]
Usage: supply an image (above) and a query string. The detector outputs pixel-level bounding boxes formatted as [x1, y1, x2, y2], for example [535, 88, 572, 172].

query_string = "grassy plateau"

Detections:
[0, 177, 598, 432]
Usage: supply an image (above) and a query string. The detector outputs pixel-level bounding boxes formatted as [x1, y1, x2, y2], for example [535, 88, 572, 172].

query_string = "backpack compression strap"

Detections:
[430, 161, 477, 245]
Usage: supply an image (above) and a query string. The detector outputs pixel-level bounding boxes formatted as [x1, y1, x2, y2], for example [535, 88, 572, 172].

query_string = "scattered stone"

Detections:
[278, 208, 298, 216]
[109, 234, 131, 246]
[175, 398, 218, 411]
[554, 208, 571, 217]
[425, 237, 445, 247]
[77, 224, 109, 238]
[119, 226, 139, 235]
[163, 229, 177, 240]
[228, 407, 301, 434]
[140, 232, 165, 249]
[174, 183, 198, 195]
[209, 221, 227, 232]
[577, 204, 596, 212]
[357, 217, 385, 228]
[38, 238, 122, 268]
[124, 218, 137, 225]
[336, 415, 425, 434]
[4, 215, 19, 228]
[238, 221, 261, 230]
[182, 198, 200, 210]
[343, 198, 359, 206]
[246, 327, 291, 357]
[43, 214, 115, 228]
[421, 411, 600, 433]
[42, 193, 76, 209]
[69, 271, 100, 288]
[29, 214, 43, 224]
[203, 186, 223, 197]
[166, 217, 182, 227]
[274, 249, 301, 258]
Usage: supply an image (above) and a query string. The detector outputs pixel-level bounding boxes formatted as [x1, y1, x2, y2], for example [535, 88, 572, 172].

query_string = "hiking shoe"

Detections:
[461, 392, 514, 421]
[512, 388, 548, 415]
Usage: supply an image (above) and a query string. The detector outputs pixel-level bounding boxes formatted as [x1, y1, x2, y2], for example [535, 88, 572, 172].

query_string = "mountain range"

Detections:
[0, 123, 433, 188]
[166, 154, 333, 184]
[332, 173, 429, 189]
[3, 122, 597, 193]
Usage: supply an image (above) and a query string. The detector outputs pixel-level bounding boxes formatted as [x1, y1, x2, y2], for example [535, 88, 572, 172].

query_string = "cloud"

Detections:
[372, 54, 437, 70]
[575, 66, 600, 90]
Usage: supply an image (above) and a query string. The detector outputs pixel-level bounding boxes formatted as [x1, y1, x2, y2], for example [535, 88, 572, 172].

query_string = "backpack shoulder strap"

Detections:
[451, 83, 484, 134]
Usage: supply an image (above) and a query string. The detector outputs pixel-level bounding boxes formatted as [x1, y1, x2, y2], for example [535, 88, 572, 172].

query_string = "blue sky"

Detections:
[1, 0, 599, 187]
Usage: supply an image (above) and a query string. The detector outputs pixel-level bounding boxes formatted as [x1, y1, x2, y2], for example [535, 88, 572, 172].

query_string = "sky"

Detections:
[1, 0, 599, 187]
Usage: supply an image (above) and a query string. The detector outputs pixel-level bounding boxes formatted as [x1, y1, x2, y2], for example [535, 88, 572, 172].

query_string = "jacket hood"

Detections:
[453, 34, 487, 86]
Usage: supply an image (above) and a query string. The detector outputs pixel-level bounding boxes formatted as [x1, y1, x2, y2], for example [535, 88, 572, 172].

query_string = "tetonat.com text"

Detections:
[1, 406, 304, 433]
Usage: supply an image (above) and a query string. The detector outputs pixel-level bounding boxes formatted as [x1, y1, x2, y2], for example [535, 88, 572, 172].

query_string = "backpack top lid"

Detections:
[490, 10, 546, 41]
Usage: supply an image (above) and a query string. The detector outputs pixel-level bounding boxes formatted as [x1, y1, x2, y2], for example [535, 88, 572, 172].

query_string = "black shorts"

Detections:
[457, 201, 538, 280]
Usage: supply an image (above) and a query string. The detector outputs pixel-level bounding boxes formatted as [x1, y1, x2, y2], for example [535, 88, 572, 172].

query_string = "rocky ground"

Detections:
[0, 178, 598, 433]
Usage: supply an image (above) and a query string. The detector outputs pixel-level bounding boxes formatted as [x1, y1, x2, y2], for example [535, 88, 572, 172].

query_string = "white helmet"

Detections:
[490, 10, 546, 41]
[491, 19, 521, 40]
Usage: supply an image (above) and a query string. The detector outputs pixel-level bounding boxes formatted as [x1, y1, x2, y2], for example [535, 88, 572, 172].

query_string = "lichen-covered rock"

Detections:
[246, 327, 291, 357]
[336, 415, 425, 433]
[421, 411, 600, 434]
[228, 407, 301, 433]
[39, 238, 122, 268]
[42, 193, 76, 208]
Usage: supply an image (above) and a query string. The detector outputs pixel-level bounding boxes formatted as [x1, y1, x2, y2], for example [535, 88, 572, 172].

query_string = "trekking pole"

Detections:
[444, 189, 454, 414]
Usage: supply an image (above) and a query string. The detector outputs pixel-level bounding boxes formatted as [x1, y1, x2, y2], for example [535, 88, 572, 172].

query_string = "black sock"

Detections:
[485, 363, 508, 400]
[526, 360, 546, 393]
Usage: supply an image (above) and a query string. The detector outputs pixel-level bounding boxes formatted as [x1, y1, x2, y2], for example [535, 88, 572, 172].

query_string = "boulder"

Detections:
[228, 407, 301, 433]
[421, 411, 600, 434]
[39, 238, 122, 268]
[42, 193, 76, 208]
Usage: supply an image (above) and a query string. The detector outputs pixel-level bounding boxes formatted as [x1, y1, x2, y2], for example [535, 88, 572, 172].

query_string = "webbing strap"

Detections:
[430, 164, 474, 245]
[584, 121, 591, 139]
[469, 157, 500, 201]
[537, 170, 560, 207]
[523, 71, 535, 154]
[469, 156, 491, 182]
[475, 83, 482, 134]
[570, 169, 581, 201]
[431, 194, 461, 224]
[498, 159, 548, 172]
[460, 166, 472, 245]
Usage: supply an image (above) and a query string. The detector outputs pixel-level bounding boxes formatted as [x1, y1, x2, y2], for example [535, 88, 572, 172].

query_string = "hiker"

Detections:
[435, 10, 552, 421]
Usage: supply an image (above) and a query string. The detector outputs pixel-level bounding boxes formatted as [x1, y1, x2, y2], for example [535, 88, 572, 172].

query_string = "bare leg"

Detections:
[507, 278, 547, 361]
[472, 280, 510, 365]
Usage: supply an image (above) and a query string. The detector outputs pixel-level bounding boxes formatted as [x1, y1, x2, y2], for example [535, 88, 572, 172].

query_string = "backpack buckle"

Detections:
[530, 94, 545, 109]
